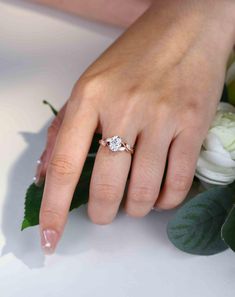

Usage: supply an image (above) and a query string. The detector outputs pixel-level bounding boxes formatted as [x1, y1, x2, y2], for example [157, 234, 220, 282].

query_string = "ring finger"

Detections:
[88, 122, 137, 225]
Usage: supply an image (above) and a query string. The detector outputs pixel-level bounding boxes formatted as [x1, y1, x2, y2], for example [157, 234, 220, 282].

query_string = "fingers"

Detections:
[34, 103, 67, 186]
[39, 100, 98, 254]
[124, 121, 173, 217]
[154, 128, 204, 210]
[88, 125, 137, 225]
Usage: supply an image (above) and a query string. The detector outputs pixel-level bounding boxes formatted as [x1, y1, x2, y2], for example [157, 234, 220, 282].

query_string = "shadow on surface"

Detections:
[1, 119, 179, 269]
[0, 121, 97, 268]
[0, 0, 189, 268]
[1, 126, 48, 268]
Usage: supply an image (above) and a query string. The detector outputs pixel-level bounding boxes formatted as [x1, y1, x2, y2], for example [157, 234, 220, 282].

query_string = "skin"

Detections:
[30, 0, 153, 27]
[32, 0, 235, 254]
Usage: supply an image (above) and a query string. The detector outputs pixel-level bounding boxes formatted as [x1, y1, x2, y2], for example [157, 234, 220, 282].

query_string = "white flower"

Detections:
[195, 102, 235, 186]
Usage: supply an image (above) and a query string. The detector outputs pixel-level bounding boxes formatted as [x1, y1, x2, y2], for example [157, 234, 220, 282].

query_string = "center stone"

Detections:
[108, 136, 122, 151]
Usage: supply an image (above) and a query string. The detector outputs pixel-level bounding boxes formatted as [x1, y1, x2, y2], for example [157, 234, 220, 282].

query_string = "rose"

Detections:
[195, 102, 235, 186]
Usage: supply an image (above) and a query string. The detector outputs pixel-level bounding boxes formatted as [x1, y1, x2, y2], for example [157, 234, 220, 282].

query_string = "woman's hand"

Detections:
[35, 0, 235, 254]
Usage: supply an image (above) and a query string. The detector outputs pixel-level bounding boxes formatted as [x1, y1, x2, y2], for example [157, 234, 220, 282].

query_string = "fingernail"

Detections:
[41, 229, 59, 255]
[33, 159, 43, 186]
[151, 206, 163, 212]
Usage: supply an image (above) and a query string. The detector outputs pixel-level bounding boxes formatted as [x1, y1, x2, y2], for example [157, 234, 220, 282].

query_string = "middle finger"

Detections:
[125, 120, 174, 217]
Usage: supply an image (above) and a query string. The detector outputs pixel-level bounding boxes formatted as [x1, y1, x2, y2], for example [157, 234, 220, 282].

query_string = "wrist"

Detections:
[149, 0, 235, 58]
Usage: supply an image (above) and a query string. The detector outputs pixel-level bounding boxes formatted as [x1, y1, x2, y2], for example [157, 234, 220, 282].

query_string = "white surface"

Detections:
[0, 1, 234, 297]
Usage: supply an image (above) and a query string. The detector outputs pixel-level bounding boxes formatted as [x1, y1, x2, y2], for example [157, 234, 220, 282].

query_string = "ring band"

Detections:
[99, 135, 134, 154]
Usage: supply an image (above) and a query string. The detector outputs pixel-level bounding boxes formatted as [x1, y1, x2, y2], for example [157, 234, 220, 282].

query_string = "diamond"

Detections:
[107, 136, 122, 152]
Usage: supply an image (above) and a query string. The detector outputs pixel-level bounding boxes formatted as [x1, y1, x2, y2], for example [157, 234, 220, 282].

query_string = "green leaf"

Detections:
[221, 184, 235, 252]
[167, 185, 235, 255]
[21, 182, 45, 230]
[43, 100, 58, 116]
[227, 80, 235, 106]
[221, 206, 235, 252]
[21, 154, 96, 230]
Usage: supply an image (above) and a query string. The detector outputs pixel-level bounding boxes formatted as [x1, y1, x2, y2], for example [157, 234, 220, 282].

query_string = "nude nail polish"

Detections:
[41, 229, 59, 255]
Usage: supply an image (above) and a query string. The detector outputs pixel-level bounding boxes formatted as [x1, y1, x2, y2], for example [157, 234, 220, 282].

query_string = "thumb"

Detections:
[34, 102, 67, 186]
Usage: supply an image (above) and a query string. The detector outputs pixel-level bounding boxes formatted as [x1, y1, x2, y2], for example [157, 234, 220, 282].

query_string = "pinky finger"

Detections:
[154, 129, 204, 210]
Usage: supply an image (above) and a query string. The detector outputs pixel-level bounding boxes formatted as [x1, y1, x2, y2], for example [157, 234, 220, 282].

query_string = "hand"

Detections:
[35, 0, 235, 254]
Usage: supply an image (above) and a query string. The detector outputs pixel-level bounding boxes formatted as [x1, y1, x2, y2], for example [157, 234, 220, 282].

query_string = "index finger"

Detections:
[39, 98, 98, 254]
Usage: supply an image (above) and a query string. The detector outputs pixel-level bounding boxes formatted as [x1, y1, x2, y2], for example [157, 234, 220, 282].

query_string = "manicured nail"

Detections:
[41, 229, 59, 255]
[33, 159, 43, 186]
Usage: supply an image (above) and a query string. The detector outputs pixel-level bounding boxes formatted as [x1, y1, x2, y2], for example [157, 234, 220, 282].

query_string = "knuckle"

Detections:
[107, 88, 142, 124]
[153, 100, 172, 122]
[125, 84, 142, 101]
[69, 75, 103, 105]
[128, 185, 155, 204]
[157, 99, 172, 114]
[181, 101, 204, 125]
[92, 182, 121, 204]
[47, 155, 77, 182]
[167, 172, 192, 192]
[40, 208, 64, 225]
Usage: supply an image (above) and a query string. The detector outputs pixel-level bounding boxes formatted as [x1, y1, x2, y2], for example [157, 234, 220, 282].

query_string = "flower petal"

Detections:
[195, 171, 233, 185]
[210, 126, 235, 151]
[196, 156, 235, 179]
[230, 150, 235, 159]
[201, 150, 235, 167]
[217, 102, 235, 113]
[203, 132, 230, 157]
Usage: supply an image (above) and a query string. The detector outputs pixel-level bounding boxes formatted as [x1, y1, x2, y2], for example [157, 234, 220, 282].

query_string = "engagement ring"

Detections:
[99, 135, 134, 154]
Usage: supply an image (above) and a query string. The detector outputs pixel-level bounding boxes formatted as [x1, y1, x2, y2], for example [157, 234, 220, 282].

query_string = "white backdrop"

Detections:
[0, 1, 234, 296]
